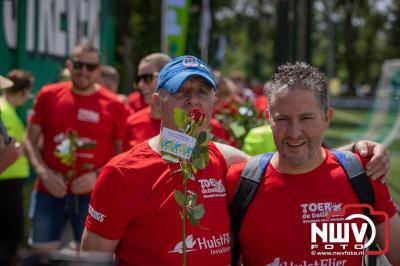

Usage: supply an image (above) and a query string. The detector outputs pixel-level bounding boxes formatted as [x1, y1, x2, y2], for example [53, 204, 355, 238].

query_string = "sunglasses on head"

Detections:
[72, 61, 99, 71]
[135, 73, 154, 84]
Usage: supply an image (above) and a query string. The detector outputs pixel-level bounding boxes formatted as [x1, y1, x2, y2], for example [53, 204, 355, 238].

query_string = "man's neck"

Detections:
[148, 135, 161, 154]
[72, 83, 99, 96]
[150, 105, 161, 120]
[271, 148, 326, 175]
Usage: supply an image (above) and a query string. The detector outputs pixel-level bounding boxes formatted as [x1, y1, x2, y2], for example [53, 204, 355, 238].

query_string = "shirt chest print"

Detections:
[300, 202, 343, 224]
[77, 108, 100, 123]
[198, 178, 226, 199]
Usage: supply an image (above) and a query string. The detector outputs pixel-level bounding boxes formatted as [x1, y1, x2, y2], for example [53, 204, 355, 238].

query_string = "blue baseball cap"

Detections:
[156, 55, 216, 94]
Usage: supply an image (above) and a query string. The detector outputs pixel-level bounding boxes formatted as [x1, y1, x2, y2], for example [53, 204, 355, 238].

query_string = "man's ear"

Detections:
[211, 93, 217, 109]
[152, 92, 160, 111]
[265, 109, 272, 123]
[152, 72, 159, 88]
[325, 107, 334, 127]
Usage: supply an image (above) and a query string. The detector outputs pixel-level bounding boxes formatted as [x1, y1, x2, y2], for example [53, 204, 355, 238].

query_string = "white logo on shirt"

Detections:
[198, 178, 226, 199]
[169, 235, 197, 254]
[77, 108, 100, 123]
[300, 202, 343, 224]
[169, 233, 230, 255]
[89, 205, 106, 222]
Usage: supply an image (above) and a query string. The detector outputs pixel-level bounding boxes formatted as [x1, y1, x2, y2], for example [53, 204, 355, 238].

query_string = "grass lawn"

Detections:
[327, 108, 400, 209]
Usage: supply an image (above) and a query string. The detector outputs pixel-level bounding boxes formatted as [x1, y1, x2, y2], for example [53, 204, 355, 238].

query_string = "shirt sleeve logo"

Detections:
[88, 204, 106, 222]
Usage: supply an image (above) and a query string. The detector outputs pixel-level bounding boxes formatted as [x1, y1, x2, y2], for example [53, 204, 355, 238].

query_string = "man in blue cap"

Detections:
[81, 55, 249, 265]
[81, 56, 390, 265]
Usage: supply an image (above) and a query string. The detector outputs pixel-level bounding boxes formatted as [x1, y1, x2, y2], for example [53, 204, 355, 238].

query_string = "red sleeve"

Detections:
[356, 153, 398, 224]
[112, 101, 129, 140]
[85, 165, 136, 240]
[29, 88, 48, 125]
[122, 118, 136, 152]
[127, 91, 147, 113]
[370, 178, 398, 224]
[226, 161, 247, 206]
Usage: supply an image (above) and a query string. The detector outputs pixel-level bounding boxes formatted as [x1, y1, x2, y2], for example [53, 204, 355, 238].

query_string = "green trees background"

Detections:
[114, 0, 400, 95]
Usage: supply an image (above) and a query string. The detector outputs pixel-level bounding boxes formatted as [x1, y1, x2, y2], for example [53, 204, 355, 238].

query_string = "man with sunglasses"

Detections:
[127, 53, 170, 113]
[82, 55, 250, 265]
[24, 43, 129, 255]
[122, 53, 238, 151]
[122, 53, 171, 151]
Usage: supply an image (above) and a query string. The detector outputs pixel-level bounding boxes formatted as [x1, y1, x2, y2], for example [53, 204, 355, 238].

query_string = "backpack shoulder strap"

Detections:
[331, 150, 377, 266]
[331, 150, 375, 209]
[230, 152, 274, 266]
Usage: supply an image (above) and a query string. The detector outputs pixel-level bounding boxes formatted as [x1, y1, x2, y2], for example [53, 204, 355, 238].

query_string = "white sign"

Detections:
[160, 127, 196, 160]
[2, 0, 101, 57]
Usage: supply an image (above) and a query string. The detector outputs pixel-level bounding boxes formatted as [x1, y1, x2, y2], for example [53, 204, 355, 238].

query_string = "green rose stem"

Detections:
[181, 159, 188, 266]
[162, 108, 210, 266]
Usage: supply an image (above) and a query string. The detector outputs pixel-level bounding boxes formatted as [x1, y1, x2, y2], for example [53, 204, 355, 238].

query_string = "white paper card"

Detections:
[160, 127, 196, 160]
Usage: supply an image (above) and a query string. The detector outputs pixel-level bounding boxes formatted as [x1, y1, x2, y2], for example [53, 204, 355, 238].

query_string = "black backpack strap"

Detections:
[230, 153, 273, 266]
[331, 150, 376, 266]
[331, 150, 375, 216]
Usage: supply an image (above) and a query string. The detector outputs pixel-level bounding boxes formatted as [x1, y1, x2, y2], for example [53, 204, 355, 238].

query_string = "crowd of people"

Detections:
[0, 44, 398, 265]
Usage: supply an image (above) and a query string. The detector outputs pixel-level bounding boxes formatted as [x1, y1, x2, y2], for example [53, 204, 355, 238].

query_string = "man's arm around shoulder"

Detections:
[213, 142, 250, 167]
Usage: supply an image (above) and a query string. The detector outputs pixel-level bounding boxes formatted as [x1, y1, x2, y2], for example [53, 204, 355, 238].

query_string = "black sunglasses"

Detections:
[72, 61, 99, 71]
[135, 73, 154, 84]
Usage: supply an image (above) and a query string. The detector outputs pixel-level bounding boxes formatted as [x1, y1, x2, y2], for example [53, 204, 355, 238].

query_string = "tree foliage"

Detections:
[115, 0, 400, 95]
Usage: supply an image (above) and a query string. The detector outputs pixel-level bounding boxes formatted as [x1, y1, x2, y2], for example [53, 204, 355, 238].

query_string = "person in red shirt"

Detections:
[122, 53, 170, 151]
[81, 55, 250, 265]
[122, 106, 161, 152]
[127, 53, 171, 113]
[226, 62, 400, 265]
[126, 90, 147, 113]
[122, 54, 235, 151]
[24, 44, 129, 255]
[82, 57, 391, 265]
[122, 104, 238, 152]
[98, 65, 120, 94]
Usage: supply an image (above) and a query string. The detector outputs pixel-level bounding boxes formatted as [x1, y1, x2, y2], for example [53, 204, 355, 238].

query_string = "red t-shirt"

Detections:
[122, 107, 160, 152]
[226, 149, 397, 266]
[127, 90, 148, 113]
[30, 81, 129, 194]
[121, 111, 234, 152]
[86, 141, 231, 265]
